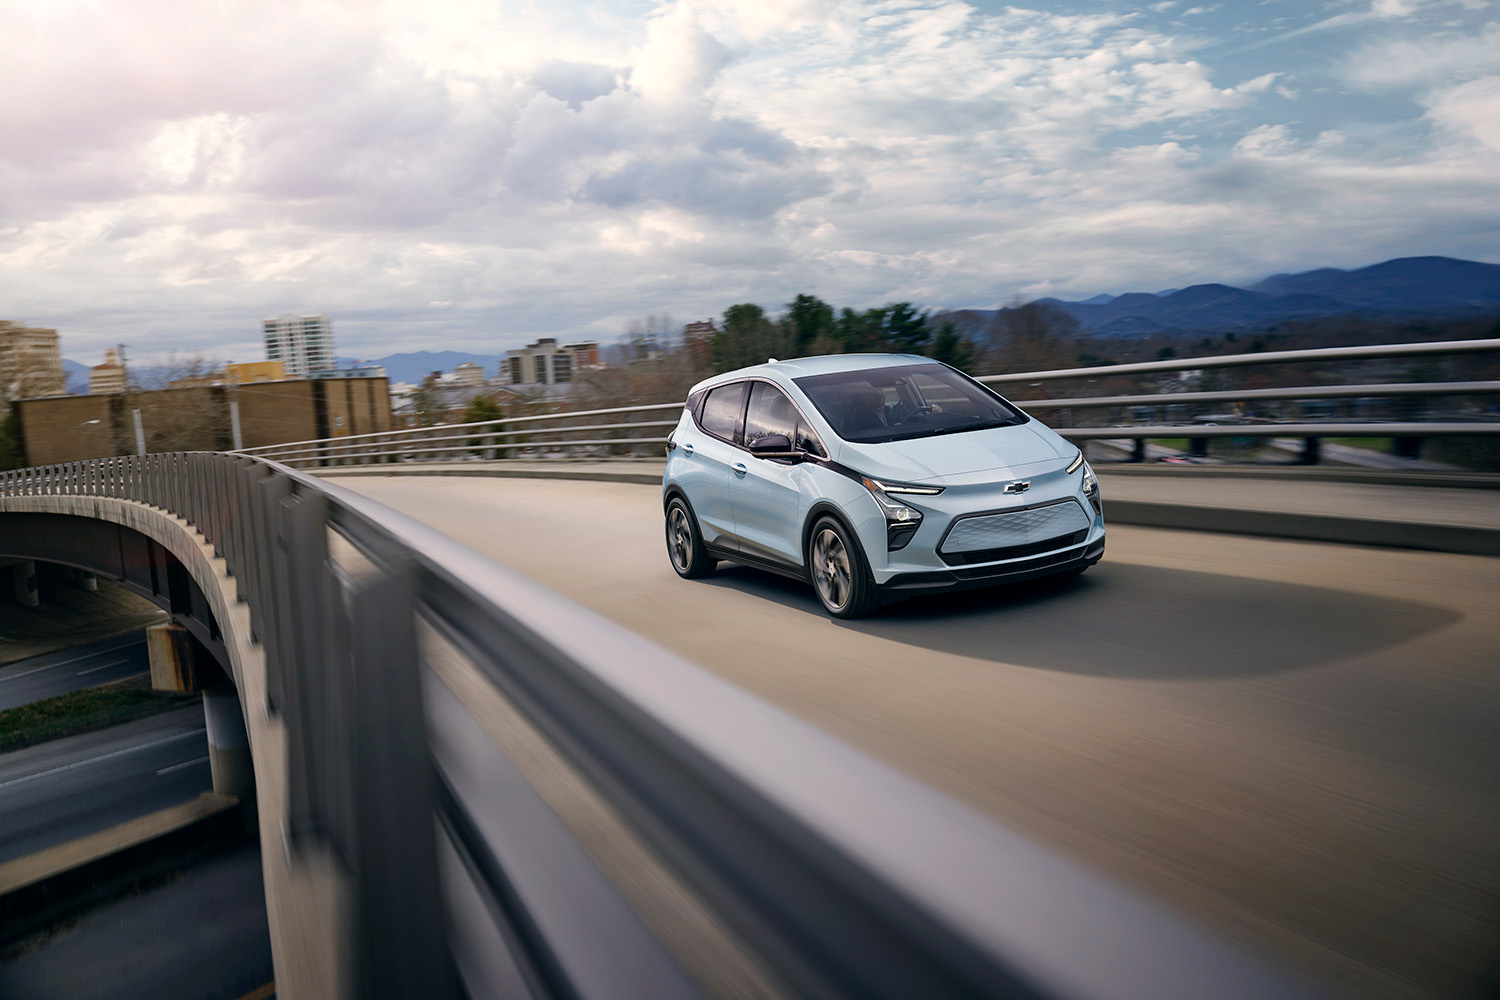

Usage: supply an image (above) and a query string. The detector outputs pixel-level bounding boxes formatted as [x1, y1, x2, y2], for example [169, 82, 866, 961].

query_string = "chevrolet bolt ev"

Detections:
[662, 355, 1104, 618]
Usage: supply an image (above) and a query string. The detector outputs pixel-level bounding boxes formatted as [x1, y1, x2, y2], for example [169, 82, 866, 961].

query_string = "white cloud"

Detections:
[1424, 77, 1500, 151]
[0, 0, 1495, 360]
[1343, 23, 1500, 88]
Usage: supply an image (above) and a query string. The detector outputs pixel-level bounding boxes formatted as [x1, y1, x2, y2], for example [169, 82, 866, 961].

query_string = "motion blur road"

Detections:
[337, 475, 1499, 1000]
[0, 706, 210, 863]
[0, 634, 151, 711]
[0, 841, 274, 1000]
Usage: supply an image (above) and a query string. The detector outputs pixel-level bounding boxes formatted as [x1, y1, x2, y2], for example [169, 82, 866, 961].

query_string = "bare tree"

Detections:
[121, 352, 232, 453]
[982, 300, 1083, 379]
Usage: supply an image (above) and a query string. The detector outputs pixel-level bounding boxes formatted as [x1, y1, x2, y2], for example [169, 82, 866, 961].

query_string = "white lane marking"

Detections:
[0, 729, 206, 791]
[0, 640, 145, 683]
[156, 755, 209, 776]
[77, 658, 133, 676]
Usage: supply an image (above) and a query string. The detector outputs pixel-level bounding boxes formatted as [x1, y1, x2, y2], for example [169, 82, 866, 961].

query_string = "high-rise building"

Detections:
[263, 313, 335, 376]
[0, 321, 66, 399]
[502, 338, 599, 385]
[90, 348, 127, 394]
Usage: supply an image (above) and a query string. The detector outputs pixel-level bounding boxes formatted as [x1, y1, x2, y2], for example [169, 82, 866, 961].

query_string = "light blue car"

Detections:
[662, 354, 1105, 618]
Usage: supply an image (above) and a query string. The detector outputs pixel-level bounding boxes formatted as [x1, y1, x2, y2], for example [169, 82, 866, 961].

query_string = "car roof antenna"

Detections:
[767, 357, 780, 363]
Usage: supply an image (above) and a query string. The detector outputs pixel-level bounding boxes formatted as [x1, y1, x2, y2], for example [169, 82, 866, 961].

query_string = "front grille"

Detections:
[941, 529, 1088, 566]
[939, 500, 1091, 565]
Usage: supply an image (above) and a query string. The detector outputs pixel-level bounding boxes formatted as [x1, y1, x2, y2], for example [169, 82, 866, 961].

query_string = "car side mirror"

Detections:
[749, 434, 803, 460]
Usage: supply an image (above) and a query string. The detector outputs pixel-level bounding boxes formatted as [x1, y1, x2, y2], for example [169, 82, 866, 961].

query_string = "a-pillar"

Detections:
[203, 686, 254, 798]
[11, 560, 38, 607]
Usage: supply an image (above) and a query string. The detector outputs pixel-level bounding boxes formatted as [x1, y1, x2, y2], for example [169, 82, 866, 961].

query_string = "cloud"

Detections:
[1424, 77, 1500, 151]
[0, 0, 1495, 362]
[1343, 23, 1500, 88]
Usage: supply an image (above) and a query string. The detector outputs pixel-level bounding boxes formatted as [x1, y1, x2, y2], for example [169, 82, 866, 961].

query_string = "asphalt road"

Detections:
[339, 475, 1500, 1000]
[0, 706, 210, 863]
[0, 841, 274, 1000]
[0, 634, 151, 711]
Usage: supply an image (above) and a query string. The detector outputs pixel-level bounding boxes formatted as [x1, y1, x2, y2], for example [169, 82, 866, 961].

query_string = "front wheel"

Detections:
[666, 497, 715, 579]
[808, 517, 879, 618]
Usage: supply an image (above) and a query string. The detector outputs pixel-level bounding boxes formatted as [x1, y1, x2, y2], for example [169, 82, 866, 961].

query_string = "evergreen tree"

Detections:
[783, 294, 835, 353]
[926, 322, 975, 371]
[884, 302, 930, 353]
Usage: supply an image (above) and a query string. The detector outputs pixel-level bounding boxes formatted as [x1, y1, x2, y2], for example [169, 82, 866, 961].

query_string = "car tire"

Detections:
[807, 516, 879, 619]
[666, 497, 715, 579]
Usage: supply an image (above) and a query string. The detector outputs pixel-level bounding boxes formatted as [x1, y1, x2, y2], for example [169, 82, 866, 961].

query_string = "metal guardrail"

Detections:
[0, 453, 1327, 999]
[976, 337, 1500, 383]
[234, 339, 1500, 468]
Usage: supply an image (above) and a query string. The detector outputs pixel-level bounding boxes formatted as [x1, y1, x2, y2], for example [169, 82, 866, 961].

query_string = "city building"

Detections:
[90, 348, 128, 395]
[0, 321, 66, 399]
[263, 313, 335, 376]
[502, 338, 600, 386]
[453, 362, 486, 387]
[16, 376, 392, 466]
[168, 360, 291, 389]
[224, 360, 287, 384]
[682, 320, 715, 370]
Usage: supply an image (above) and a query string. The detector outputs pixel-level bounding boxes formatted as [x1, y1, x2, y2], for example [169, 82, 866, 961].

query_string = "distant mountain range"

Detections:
[332, 350, 502, 385]
[57, 257, 1498, 383]
[1028, 256, 1500, 337]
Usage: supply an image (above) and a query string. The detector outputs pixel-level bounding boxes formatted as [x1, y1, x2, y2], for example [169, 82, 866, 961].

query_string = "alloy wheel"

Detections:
[668, 506, 693, 573]
[812, 527, 851, 612]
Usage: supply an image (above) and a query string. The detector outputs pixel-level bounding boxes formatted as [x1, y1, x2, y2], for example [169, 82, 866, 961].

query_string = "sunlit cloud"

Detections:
[0, 0, 1494, 362]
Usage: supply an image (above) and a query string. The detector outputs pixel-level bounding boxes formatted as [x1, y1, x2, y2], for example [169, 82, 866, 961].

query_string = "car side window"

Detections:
[699, 382, 747, 442]
[744, 382, 800, 451]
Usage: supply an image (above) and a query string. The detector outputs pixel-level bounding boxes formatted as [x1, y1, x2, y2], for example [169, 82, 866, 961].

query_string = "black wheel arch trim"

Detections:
[802, 502, 866, 568]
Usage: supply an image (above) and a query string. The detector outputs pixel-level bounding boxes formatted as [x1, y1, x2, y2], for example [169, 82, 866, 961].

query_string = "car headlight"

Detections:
[860, 476, 941, 550]
[1078, 457, 1102, 516]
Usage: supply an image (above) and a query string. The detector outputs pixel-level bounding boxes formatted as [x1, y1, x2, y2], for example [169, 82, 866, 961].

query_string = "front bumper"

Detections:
[877, 536, 1105, 600]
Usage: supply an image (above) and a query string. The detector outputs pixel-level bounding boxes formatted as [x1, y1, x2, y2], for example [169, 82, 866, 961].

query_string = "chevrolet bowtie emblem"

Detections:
[1003, 480, 1031, 494]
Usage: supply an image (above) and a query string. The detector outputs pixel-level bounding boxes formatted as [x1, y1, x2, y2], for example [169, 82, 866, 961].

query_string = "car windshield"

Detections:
[792, 363, 1028, 444]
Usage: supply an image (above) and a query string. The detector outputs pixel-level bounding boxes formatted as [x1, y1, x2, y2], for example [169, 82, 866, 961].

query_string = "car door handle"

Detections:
[682, 443, 695, 455]
[732, 462, 748, 476]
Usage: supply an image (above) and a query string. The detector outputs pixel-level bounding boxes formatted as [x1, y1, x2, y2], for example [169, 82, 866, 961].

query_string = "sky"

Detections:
[2, 0, 1497, 366]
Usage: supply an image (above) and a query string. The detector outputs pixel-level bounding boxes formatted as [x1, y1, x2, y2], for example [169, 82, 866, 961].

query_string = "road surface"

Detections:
[338, 474, 1500, 1000]
[0, 841, 274, 1000]
[0, 634, 151, 712]
[0, 706, 210, 863]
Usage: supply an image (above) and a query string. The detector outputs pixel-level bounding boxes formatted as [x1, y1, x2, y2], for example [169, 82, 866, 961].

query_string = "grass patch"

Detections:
[1326, 437, 1394, 454]
[0, 679, 197, 755]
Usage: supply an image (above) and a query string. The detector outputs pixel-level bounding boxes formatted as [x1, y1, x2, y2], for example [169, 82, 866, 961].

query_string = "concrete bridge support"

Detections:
[204, 686, 255, 798]
[8, 558, 39, 607]
[148, 622, 254, 798]
[147, 622, 201, 693]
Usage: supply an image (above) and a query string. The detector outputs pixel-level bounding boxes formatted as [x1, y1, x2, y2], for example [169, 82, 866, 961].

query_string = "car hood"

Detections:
[835, 421, 1073, 484]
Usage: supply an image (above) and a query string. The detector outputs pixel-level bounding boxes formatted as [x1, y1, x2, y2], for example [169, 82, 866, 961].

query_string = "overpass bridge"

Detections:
[0, 341, 1496, 1000]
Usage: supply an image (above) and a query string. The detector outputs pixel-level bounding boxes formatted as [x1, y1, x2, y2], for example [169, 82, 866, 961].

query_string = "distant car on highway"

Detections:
[661, 355, 1105, 618]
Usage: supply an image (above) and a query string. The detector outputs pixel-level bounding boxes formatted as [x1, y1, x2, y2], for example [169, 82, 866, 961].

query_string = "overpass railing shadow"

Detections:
[0, 454, 1328, 1000]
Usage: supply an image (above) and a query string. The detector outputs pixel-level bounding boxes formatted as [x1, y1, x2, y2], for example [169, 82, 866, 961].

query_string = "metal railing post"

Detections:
[348, 564, 457, 999]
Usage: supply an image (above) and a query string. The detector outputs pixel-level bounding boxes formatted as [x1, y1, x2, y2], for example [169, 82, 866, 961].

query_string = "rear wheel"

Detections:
[666, 497, 715, 579]
[808, 516, 879, 619]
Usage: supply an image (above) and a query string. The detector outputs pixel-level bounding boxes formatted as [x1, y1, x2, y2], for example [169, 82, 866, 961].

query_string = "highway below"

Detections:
[0, 706, 210, 863]
[0, 841, 274, 1000]
[337, 474, 1500, 1000]
[0, 634, 151, 711]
